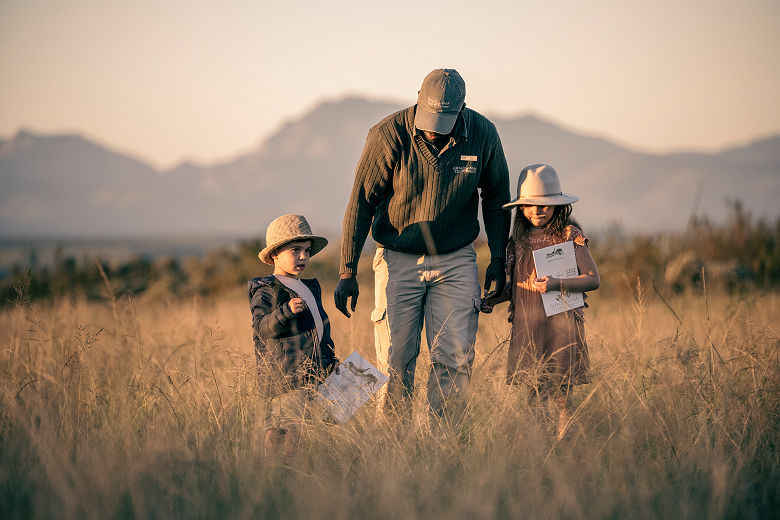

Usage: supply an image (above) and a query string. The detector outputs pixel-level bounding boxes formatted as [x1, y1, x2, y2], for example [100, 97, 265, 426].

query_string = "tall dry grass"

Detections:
[1, 277, 778, 519]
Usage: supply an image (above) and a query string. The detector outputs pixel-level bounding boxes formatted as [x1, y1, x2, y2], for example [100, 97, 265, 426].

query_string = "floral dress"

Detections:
[501, 224, 590, 390]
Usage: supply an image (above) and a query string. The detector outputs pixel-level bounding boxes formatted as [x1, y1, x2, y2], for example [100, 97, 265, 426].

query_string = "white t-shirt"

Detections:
[274, 275, 324, 340]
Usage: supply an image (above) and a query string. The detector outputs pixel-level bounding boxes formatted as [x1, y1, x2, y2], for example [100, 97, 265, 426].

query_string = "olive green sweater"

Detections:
[340, 106, 511, 275]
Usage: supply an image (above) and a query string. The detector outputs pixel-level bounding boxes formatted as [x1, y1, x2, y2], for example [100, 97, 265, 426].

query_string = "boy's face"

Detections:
[521, 205, 554, 228]
[271, 240, 312, 277]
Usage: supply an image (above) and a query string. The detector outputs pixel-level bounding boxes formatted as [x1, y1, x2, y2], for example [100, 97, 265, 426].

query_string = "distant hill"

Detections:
[1, 98, 778, 239]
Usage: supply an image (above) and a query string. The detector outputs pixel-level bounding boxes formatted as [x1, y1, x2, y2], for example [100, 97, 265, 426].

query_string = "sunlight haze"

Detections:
[1, 0, 778, 169]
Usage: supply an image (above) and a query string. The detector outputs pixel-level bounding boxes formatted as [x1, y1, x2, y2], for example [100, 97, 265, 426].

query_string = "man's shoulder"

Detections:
[369, 106, 414, 135]
[463, 107, 498, 134]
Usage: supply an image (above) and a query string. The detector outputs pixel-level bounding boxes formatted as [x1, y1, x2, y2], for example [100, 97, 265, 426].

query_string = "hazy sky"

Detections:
[1, 0, 778, 169]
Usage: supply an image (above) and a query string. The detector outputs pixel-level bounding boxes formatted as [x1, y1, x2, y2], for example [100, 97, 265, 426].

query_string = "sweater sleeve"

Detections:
[478, 127, 511, 260]
[340, 126, 395, 275]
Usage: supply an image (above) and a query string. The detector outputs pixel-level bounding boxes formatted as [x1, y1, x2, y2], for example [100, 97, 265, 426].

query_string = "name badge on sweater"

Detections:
[460, 155, 477, 162]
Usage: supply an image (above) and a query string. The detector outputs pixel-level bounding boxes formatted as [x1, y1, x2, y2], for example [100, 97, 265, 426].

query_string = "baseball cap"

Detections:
[414, 68, 465, 134]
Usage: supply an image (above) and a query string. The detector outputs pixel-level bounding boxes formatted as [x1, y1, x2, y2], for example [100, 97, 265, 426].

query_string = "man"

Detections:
[334, 68, 510, 417]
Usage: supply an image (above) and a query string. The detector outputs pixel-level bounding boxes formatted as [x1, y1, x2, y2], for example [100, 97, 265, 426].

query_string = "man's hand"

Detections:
[334, 274, 359, 318]
[484, 258, 506, 297]
[480, 296, 497, 314]
[480, 290, 503, 313]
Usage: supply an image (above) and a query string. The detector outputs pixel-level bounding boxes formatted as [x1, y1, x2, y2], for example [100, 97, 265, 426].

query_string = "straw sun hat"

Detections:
[502, 164, 579, 208]
[258, 214, 328, 265]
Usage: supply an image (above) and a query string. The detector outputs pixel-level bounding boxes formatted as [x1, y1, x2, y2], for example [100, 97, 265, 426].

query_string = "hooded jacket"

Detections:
[248, 275, 337, 394]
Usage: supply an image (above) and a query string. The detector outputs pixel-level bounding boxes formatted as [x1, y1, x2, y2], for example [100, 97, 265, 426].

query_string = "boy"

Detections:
[248, 214, 338, 456]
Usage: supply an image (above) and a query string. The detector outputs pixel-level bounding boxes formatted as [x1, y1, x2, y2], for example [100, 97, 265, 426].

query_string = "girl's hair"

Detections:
[511, 204, 579, 247]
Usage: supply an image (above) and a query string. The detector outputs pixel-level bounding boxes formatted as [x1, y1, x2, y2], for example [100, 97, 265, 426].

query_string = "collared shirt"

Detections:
[413, 110, 468, 157]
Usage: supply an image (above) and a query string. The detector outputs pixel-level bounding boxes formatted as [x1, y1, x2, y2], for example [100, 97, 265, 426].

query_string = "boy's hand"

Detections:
[288, 297, 306, 314]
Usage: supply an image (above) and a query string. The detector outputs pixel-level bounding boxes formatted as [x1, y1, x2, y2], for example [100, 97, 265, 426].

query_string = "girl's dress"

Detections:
[503, 224, 590, 390]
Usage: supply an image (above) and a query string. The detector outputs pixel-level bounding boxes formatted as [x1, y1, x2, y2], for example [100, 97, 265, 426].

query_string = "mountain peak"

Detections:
[11, 128, 88, 143]
[2, 98, 778, 236]
[14, 128, 37, 139]
[1, 129, 38, 155]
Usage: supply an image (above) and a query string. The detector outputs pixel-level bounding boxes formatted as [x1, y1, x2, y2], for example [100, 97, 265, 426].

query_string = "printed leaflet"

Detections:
[316, 351, 389, 423]
[531, 240, 584, 317]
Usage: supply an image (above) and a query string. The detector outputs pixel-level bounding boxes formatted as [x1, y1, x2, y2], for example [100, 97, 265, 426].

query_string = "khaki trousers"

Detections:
[372, 245, 481, 416]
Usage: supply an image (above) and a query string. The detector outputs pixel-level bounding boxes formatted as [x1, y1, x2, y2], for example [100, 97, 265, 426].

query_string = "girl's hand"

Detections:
[532, 276, 558, 293]
[288, 297, 306, 314]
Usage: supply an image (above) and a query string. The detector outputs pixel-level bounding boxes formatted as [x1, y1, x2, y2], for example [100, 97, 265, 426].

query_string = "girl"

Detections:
[482, 164, 600, 438]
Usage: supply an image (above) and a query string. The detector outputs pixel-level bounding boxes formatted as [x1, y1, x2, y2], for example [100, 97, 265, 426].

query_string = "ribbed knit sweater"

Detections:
[340, 106, 511, 275]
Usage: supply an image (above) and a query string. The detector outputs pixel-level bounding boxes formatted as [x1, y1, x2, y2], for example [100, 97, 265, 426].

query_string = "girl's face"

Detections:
[522, 205, 554, 228]
[271, 240, 312, 277]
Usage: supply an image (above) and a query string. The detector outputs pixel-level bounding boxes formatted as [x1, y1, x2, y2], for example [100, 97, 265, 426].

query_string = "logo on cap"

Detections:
[427, 97, 450, 110]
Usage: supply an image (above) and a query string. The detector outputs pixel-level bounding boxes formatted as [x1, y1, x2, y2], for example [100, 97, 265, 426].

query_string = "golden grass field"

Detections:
[1, 276, 778, 519]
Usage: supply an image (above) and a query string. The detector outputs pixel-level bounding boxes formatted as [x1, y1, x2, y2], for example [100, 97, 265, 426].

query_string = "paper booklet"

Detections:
[316, 351, 389, 424]
[531, 240, 584, 317]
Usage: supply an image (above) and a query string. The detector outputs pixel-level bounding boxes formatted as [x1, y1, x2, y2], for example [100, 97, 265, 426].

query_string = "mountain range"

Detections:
[1, 97, 778, 239]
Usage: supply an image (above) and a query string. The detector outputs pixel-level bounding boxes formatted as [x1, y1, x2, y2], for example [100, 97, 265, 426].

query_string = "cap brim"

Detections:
[258, 235, 329, 265]
[414, 107, 459, 134]
[502, 193, 579, 209]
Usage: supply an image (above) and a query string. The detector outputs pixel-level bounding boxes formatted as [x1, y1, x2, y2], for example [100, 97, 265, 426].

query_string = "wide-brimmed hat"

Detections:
[258, 214, 328, 265]
[414, 68, 466, 134]
[503, 164, 579, 208]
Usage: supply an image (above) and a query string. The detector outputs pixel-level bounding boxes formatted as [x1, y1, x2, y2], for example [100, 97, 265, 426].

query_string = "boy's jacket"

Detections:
[248, 275, 337, 393]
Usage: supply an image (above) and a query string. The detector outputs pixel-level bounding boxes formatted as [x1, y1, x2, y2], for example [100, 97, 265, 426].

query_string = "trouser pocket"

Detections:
[371, 306, 391, 373]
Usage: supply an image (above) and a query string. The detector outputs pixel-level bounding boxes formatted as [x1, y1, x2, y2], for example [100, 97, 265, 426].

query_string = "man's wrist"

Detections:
[339, 272, 356, 279]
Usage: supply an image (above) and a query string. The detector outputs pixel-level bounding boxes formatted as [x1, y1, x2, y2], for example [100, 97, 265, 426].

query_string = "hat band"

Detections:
[518, 192, 563, 199]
